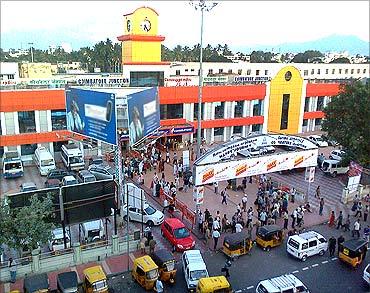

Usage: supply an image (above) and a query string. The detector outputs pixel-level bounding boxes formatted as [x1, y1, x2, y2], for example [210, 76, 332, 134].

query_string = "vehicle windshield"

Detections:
[144, 205, 156, 215]
[66, 179, 78, 185]
[288, 238, 300, 249]
[92, 280, 107, 291]
[165, 261, 175, 271]
[174, 227, 190, 239]
[4, 162, 22, 171]
[41, 159, 54, 167]
[87, 229, 100, 239]
[146, 269, 159, 279]
[70, 156, 83, 164]
[190, 270, 207, 281]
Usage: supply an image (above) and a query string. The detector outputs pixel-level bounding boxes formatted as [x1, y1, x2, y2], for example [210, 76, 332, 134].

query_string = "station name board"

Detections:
[76, 77, 129, 86]
[234, 76, 271, 83]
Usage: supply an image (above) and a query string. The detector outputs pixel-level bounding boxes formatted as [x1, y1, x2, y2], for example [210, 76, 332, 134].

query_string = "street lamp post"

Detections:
[28, 42, 34, 63]
[190, 0, 218, 230]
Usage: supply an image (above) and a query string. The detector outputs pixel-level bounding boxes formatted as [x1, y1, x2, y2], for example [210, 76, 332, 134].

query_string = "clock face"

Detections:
[141, 18, 151, 32]
[127, 20, 131, 32]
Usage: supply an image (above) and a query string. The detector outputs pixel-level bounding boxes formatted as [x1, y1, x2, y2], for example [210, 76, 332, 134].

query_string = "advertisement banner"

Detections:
[164, 76, 198, 87]
[127, 87, 160, 146]
[194, 149, 318, 186]
[66, 88, 117, 145]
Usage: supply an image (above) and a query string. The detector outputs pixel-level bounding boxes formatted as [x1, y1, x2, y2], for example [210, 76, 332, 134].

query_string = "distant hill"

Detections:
[233, 35, 370, 56]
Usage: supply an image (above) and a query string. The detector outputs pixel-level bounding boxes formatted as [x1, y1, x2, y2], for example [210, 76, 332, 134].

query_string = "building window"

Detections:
[51, 110, 67, 130]
[213, 127, 224, 136]
[234, 101, 244, 118]
[256, 70, 260, 76]
[194, 103, 205, 120]
[351, 69, 354, 74]
[21, 143, 37, 156]
[218, 69, 223, 74]
[185, 69, 188, 72]
[4, 112, 15, 135]
[214, 102, 225, 119]
[325, 69, 329, 74]
[175, 70, 180, 76]
[317, 96, 325, 111]
[302, 119, 308, 127]
[317, 69, 320, 74]
[18, 111, 36, 133]
[208, 69, 213, 75]
[238, 69, 242, 75]
[252, 100, 263, 116]
[345, 69, 348, 74]
[332, 69, 335, 74]
[130, 71, 164, 87]
[357, 69, 361, 74]
[160, 104, 183, 119]
[339, 69, 342, 74]
[315, 118, 322, 126]
[233, 125, 242, 134]
[39, 110, 48, 132]
[228, 69, 233, 74]
[363, 69, 367, 74]
[247, 69, 251, 75]
[311, 69, 314, 75]
[304, 97, 310, 112]
[251, 124, 262, 133]
[265, 70, 268, 75]
[191, 69, 195, 72]
[280, 94, 290, 130]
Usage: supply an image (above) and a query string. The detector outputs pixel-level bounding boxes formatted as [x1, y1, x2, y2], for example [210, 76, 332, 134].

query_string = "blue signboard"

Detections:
[127, 87, 160, 146]
[65, 88, 117, 145]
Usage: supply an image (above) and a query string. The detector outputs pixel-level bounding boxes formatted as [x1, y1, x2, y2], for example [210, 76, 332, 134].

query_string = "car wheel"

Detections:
[302, 255, 307, 262]
[147, 220, 154, 227]
[319, 250, 325, 256]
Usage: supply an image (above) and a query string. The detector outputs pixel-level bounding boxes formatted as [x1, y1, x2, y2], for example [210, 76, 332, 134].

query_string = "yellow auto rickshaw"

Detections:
[256, 224, 284, 251]
[132, 255, 159, 290]
[196, 276, 232, 293]
[151, 249, 177, 284]
[222, 230, 253, 259]
[82, 265, 108, 293]
[339, 238, 368, 268]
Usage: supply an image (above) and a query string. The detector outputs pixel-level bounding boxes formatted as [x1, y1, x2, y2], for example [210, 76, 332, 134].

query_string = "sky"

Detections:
[1, 0, 369, 51]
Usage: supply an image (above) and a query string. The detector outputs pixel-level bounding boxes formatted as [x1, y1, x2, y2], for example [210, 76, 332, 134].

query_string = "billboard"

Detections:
[127, 87, 160, 146]
[66, 88, 117, 145]
[193, 149, 318, 186]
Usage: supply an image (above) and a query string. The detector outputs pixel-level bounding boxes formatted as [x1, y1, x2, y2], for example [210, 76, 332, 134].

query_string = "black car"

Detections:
[46, 169, 69, 181]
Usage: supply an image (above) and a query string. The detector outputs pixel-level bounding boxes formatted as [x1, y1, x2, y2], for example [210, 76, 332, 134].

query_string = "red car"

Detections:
[161, 218, 195, 252]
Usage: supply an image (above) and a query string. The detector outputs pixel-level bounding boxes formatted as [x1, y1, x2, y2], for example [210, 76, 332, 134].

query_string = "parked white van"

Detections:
[256, 274, 310, 293]
[61, 143, 84, 171]
[287, 231, 328, 262]
[79, 219, 105, 244]
[34, 147, 56, 176]
[182, 249, 209, 292]
[48, 228, 71, 252]
[321, 159, 349, 177]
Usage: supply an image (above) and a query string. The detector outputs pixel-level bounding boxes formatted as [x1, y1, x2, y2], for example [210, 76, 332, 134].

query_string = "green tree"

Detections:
[2, 195, 55, 252]
[322, 81, 370, 166]
[291, 50, 323, 63]
[330, 57, 351, 64]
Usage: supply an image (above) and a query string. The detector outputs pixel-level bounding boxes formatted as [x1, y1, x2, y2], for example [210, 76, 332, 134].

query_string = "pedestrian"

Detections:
[162, 198, 169, 213]
[352, 219, 361, 238]
[291, 209, 297, 229]
[328, 211, 335, 227]
[344, 215, 351, 232]
[8, 258, 17, 283]
[328, 236, 336, 257]
[214, 181, 219, 194]
[212, 229, 221, 251]
[198, 211, 204, 233]
[336, 211, 344, 229]
[246, 207, 253, 227]
[221, 260, 231, 279]
[242, 177, 247, 190]
[260, 210, 267, 226]
[235, 222, 243, 233]
[319, 198, 324, 216]
[149, 238, 157, 254]
[213, 217, 221, 232]
[283, 211, 289, 230]
[205, 224, 211, 247]
[155, 278, 164, 293]
[140, 236, 147, 254]
[315, 185, 321, 199]
[337, 235, 345, 255]
[221, 189, 228, 205]
[354, 202, 363, 218]
[242, 194, 248, 212]
[364, 205, 369, 222]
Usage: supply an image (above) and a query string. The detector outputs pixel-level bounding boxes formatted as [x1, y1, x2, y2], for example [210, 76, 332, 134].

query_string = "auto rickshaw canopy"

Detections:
[340, 239, 368, 256]
[57, 271, 78, 292]
[134, 255, 159, 272]
[223, 230, 250, 250]
[24, 273, 49, 293]
[83, 265, 107, 284]
[151, 249, 175, 268]
[197, 276, 232, 293]
[257, 225, 282, 238]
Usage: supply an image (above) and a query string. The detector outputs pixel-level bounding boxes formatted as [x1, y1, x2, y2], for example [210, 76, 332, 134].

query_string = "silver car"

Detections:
[88, 163, 115, 180]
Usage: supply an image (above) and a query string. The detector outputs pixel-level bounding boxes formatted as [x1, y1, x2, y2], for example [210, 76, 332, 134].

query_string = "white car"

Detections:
[48, 228, 71, 252]
[122, 203, 164, 226]
[61, 175, 78, 186]
[329, 149, 346, 161]
[363, 263, 370, 286]
[308, 135, 329, 147]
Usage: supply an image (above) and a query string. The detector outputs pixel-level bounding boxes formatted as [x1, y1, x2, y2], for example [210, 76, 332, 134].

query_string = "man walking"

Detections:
[315, 185, 321, 199]
[328, 236, 336, 257]
[212, 229, 221, 251]
[242, 194, 248, 212]
[8, 258, 17, 283]
[291, 209, 297, 229]
[214, 181, 219, 194]
[336, 211, 344, 229]
[352, 219, 361, 239]
[283, 211, 289, 230]
[221, 188, 228, 205]
[364, 205, 369, 222]
[337, 235, 345, 255]
[319, 198, 324, 216]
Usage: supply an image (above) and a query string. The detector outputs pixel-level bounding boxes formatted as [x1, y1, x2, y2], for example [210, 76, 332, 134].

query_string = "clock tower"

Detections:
[117, 6, 168, 65]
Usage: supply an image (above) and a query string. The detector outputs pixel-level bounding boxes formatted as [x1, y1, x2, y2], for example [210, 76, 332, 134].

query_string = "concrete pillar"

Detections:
[31, 249, 40, 273]
[341, 188, 349, 204]
[112, 235, 119, 255]
[73, 242, 82, 265]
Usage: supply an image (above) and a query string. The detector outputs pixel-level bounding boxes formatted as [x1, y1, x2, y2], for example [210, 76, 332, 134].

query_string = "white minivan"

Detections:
[321, 159, 349, 177]
[48, 228, 71, 253]
[287, 231, 328, 262]
[34, 146, 56, 176]
[182, 250, 209, 292]
[256, 274, 310, 293]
